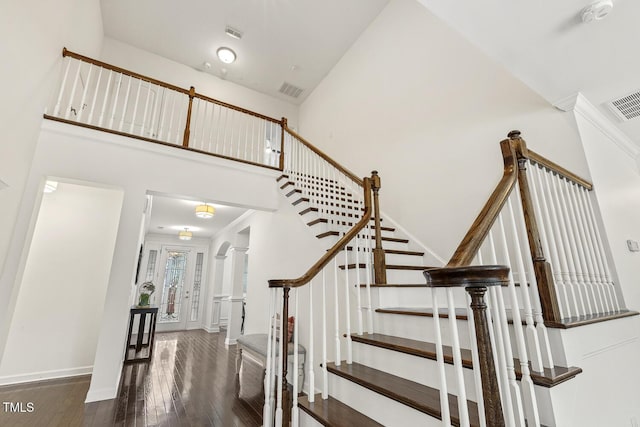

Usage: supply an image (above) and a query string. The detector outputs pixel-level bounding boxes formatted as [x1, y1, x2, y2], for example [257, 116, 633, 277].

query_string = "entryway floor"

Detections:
[0, 330, 262, 426]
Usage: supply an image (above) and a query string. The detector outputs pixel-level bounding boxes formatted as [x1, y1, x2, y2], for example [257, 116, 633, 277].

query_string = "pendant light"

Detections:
[178, 228, 193, 241]
[195, 203, 215, 219]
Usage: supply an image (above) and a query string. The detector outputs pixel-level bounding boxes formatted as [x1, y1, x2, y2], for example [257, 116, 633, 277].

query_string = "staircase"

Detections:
[275, 169, 582, 427]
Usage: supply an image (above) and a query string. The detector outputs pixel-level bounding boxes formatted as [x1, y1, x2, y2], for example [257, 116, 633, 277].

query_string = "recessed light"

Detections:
[582, 0, 613, 23]
[217, 47, 236, 64]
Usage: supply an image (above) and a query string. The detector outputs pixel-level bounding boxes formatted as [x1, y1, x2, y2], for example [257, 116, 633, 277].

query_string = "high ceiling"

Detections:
[101, 0, 389, 105]
[417, 0, 640, 146]
[101, 0, 640, 145]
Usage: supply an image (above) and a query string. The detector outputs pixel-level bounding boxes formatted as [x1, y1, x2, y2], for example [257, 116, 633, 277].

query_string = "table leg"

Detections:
[136, 312, 147, 353]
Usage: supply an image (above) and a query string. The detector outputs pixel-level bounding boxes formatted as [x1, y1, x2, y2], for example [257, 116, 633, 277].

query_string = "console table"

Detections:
[124, 306, 158, 363]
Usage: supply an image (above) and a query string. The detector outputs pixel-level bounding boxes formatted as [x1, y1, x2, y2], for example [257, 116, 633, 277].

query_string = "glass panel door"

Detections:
[158, 248, 190, 329]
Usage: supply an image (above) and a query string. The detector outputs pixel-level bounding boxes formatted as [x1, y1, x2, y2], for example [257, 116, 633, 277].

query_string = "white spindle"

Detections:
[53, 57, 72, 116]
[321, 269, 328, 400]
[447, 288, 469, 427]
[139, 82, 152, 137]
[355, 233, 364, 336]
[87, 66, 103, 125]
[431, 287, 451, 427]
[166, 90, 177, 143]
[333, 258, 341, 366]
[97, 70, 113, 128]
[292, 289, 300, 427]
[65, 61, 82, 120]
[365, 219, 374, 334]
[148, 84, 161, 139]
[344, 246, 353, 364]
[129, 79, 143, 134]
[118, 76, 132, 132]
[307, 280, 315, 403]
[507, 193, 544, 372]
[275, 292, 284, 426]
[108, 73, 123, 129]
[263, 291, 276, 427]
[75, 64, 93, 123]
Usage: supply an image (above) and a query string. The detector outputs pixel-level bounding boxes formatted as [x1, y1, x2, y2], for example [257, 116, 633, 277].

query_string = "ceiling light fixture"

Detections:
[178, 228, 193, 241]
[195, 203, 215, 218]
[582, 0, 614, 23]
[217, 47, 236, 64]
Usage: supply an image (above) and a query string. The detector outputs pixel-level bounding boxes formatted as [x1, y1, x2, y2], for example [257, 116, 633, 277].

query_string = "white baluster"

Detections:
[355, 233, 364, 336]
[53, 57, 72, 116]
[333, 258, 341, 366]
[118, 76, 132, 132]
[447, 288, 469, 427]
[344, 246, 353, 364]
[87, 66, 103, 125]
[292, 288, 300, 427]
[496, 213, 540, 426]
[64, 61, 82, 120]
[76, 64, 93, 123]
[148, 84, 161, 139]
[507, 192, 544, 372]
[129, 78, 143, 134]
[263, 291, 276, 427]
[431, 287, 451, 427]
[97, 70, 113, 128]
[139, 82, 152, 137]
[365, 219, 374, 334]
[482, 233, 517, 427]
[307, 280, 315, 403]
[528, 163, 569, 318]
[321, 269, 329, 400]
[108, 73, 123, 130]
[275, 290, 284, 426]
[166, 91, 177, 144]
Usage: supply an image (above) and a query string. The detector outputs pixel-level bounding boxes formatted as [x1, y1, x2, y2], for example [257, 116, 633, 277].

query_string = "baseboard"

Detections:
[0, 365, 93, 387]
[203, 326, 221, 333]
[225, 337, 238, 346]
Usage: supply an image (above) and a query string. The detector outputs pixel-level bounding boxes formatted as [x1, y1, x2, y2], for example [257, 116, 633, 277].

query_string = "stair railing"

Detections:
[267, 171, 375, 427]
[46, 48, 285, 170]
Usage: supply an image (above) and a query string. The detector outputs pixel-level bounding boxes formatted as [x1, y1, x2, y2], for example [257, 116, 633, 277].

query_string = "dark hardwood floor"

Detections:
[0, 330, 263, 427]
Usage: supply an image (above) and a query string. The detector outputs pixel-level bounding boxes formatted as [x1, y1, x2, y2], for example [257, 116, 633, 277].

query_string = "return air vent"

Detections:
[225, 25, 243, 40]
[607, 91, 640, 121]
[279, 82, 304, 98]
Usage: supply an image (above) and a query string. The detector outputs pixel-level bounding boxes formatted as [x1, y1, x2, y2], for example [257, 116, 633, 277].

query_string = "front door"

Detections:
[153, 245, 207, 332]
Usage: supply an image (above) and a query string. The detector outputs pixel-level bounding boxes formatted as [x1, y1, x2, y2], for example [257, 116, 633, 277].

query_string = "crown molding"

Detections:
[554, 92, 640, 160]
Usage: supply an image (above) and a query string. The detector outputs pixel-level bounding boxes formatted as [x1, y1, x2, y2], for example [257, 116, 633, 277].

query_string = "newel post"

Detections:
[371, 171, 387, 285]
[279, 117, 287, 171]
[423, 266, 506, 427]
[182, 86, 196, 148]
[509, 130, 562, 323]
[281, 287, 291, 427]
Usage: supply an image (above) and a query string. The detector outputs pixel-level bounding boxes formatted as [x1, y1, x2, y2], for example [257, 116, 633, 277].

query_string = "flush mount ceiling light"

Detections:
[582, 0, 614, 23]
[217, 47, 236, 64]
[195, 203, 215, 218]
[44, 180, 58, 193]
[178, 228, 193, 241]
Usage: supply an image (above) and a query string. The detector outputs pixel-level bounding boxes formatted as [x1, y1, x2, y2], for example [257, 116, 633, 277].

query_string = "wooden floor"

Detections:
[0, 330, 263, 426]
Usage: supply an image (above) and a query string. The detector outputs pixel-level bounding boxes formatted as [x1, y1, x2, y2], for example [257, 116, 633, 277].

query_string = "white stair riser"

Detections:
[352, 342, 478, 400]
[321, 236, 409, 252]
[327, 373, 442, 427]
[299, 410, 324, 427]
[347, 267, 426, 284]
[373, 311, 474, 349]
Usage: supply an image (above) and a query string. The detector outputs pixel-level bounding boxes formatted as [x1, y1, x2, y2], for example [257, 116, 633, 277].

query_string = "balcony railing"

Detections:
[45, 48, 285, 170]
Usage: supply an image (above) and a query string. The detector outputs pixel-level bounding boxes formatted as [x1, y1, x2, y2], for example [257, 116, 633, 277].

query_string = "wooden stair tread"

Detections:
[340, 263, 433, 271]
[309, 218, 393, 231]
[545, 309, 639, 329]
[298, 394, 383, 427]
[351, 333, 582, 387]
[376, 306, 469, 319]
[327, 362, 479, 427]
[358, 283, 429, 288]
[345, 247, 420, 255]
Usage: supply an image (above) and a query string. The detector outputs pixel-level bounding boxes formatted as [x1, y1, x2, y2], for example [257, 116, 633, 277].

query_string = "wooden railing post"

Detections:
[466, 284, 505, 427]
[281, 287, 291, 427]
[510, 130, 562, 323]
[424, 265, 507, 427]
[279, 117, 287, 171]
[182, 86, 195, 148]
[371, 171, 387, 285]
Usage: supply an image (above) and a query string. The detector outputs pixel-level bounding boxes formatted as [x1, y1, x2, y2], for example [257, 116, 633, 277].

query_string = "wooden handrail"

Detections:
[62, 47, 283, 125]
[447, 133, 519, 267]
[62, 48, 190, 95]
[269, 176, 372, 288]
[526, 149, 593, 190]
[283, 125, 364, 187]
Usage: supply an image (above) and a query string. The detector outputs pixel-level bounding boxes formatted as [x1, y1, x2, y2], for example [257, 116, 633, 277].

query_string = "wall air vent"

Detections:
[279, 82, 304, 98]
[607, 91, 640, 121]
[225, 26, 243, 40]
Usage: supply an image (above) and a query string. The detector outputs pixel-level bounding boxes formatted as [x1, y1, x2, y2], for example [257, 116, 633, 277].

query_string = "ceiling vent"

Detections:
[279, 82, 304, 98]
[225, 26, 243, 40]
[607, 91, 640, 122]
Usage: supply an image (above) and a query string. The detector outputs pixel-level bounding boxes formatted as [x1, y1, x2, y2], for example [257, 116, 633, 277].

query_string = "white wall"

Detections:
[100, 38, 300, 130]
[1, 120, 283, 401]
[0, 0, 104, 361]
[298, 0, 589, 261]
[0, 182, 122, 384]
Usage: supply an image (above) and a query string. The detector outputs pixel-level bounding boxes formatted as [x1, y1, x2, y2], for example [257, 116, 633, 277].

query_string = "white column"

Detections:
[205, 255, 226, 333]
[225, 247, 248, 346]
